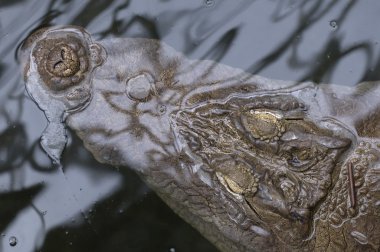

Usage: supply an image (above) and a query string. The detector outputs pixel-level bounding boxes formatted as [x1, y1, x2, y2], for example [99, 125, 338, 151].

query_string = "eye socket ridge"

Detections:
[240, 109, 286, 142]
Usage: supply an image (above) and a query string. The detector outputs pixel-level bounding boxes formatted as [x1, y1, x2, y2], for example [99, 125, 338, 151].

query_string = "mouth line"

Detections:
[245, 192, 311, 224]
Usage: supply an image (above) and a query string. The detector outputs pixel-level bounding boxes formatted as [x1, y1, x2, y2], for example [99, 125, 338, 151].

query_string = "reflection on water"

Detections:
[0, 0, 380, 251]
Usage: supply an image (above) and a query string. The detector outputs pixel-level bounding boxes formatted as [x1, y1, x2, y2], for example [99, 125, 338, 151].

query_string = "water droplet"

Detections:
[42, 211, 47, 216]
[169, 248, 176, 252]
[65, 231, 69, 235]
[205, 0, 214, 7]
[350, 231, 368, 244]
[329, 20, 338, 30]
[9, 236, 17, 247]
[250, 225, 270, 237]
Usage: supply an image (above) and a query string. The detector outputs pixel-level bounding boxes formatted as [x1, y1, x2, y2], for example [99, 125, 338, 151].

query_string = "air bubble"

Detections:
[205, 0, 214, 7]
[158, 105, 167, 115]
[169, 248, 176, 252]
[9, 236, 17, 247]
[329, 20, 338, 30]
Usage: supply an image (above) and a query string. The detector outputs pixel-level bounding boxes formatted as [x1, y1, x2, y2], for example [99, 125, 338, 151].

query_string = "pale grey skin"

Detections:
[22, 26, 380, 252]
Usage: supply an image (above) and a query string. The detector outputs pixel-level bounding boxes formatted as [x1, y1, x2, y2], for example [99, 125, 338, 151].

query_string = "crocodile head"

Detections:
[171, 94, 351, 245]
[21, 26, 380, 252]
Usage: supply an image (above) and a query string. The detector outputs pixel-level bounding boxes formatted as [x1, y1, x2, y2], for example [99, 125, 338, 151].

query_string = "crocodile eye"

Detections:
[241, 109, 285, 142]
[32, 36, 91, 92]
[282, 146, 325, 172]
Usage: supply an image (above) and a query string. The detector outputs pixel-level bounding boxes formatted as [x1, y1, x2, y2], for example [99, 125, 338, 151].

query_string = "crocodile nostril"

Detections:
[53, 61, 63, 70]
[32, 35, 91, 92]
[46, 44, 81, 78]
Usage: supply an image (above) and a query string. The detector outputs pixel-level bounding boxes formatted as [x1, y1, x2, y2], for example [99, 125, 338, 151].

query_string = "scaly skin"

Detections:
[21, 26, 380, 252]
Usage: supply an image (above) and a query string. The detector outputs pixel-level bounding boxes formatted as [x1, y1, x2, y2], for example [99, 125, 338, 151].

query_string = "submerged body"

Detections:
[21, 26, 380, 252]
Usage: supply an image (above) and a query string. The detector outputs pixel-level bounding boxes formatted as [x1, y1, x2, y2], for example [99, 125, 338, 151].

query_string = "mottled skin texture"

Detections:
[21, 26, 380, 252]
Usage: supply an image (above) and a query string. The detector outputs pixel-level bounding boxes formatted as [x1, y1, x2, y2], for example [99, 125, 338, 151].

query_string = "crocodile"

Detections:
[20, 26, 380, 252]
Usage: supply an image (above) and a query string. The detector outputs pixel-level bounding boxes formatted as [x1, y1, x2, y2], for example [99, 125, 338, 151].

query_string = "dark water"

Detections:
[0, 1, 380, 251]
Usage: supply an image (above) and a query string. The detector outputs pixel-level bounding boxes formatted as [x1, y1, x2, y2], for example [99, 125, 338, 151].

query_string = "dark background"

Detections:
[0, 0, 380, 251]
